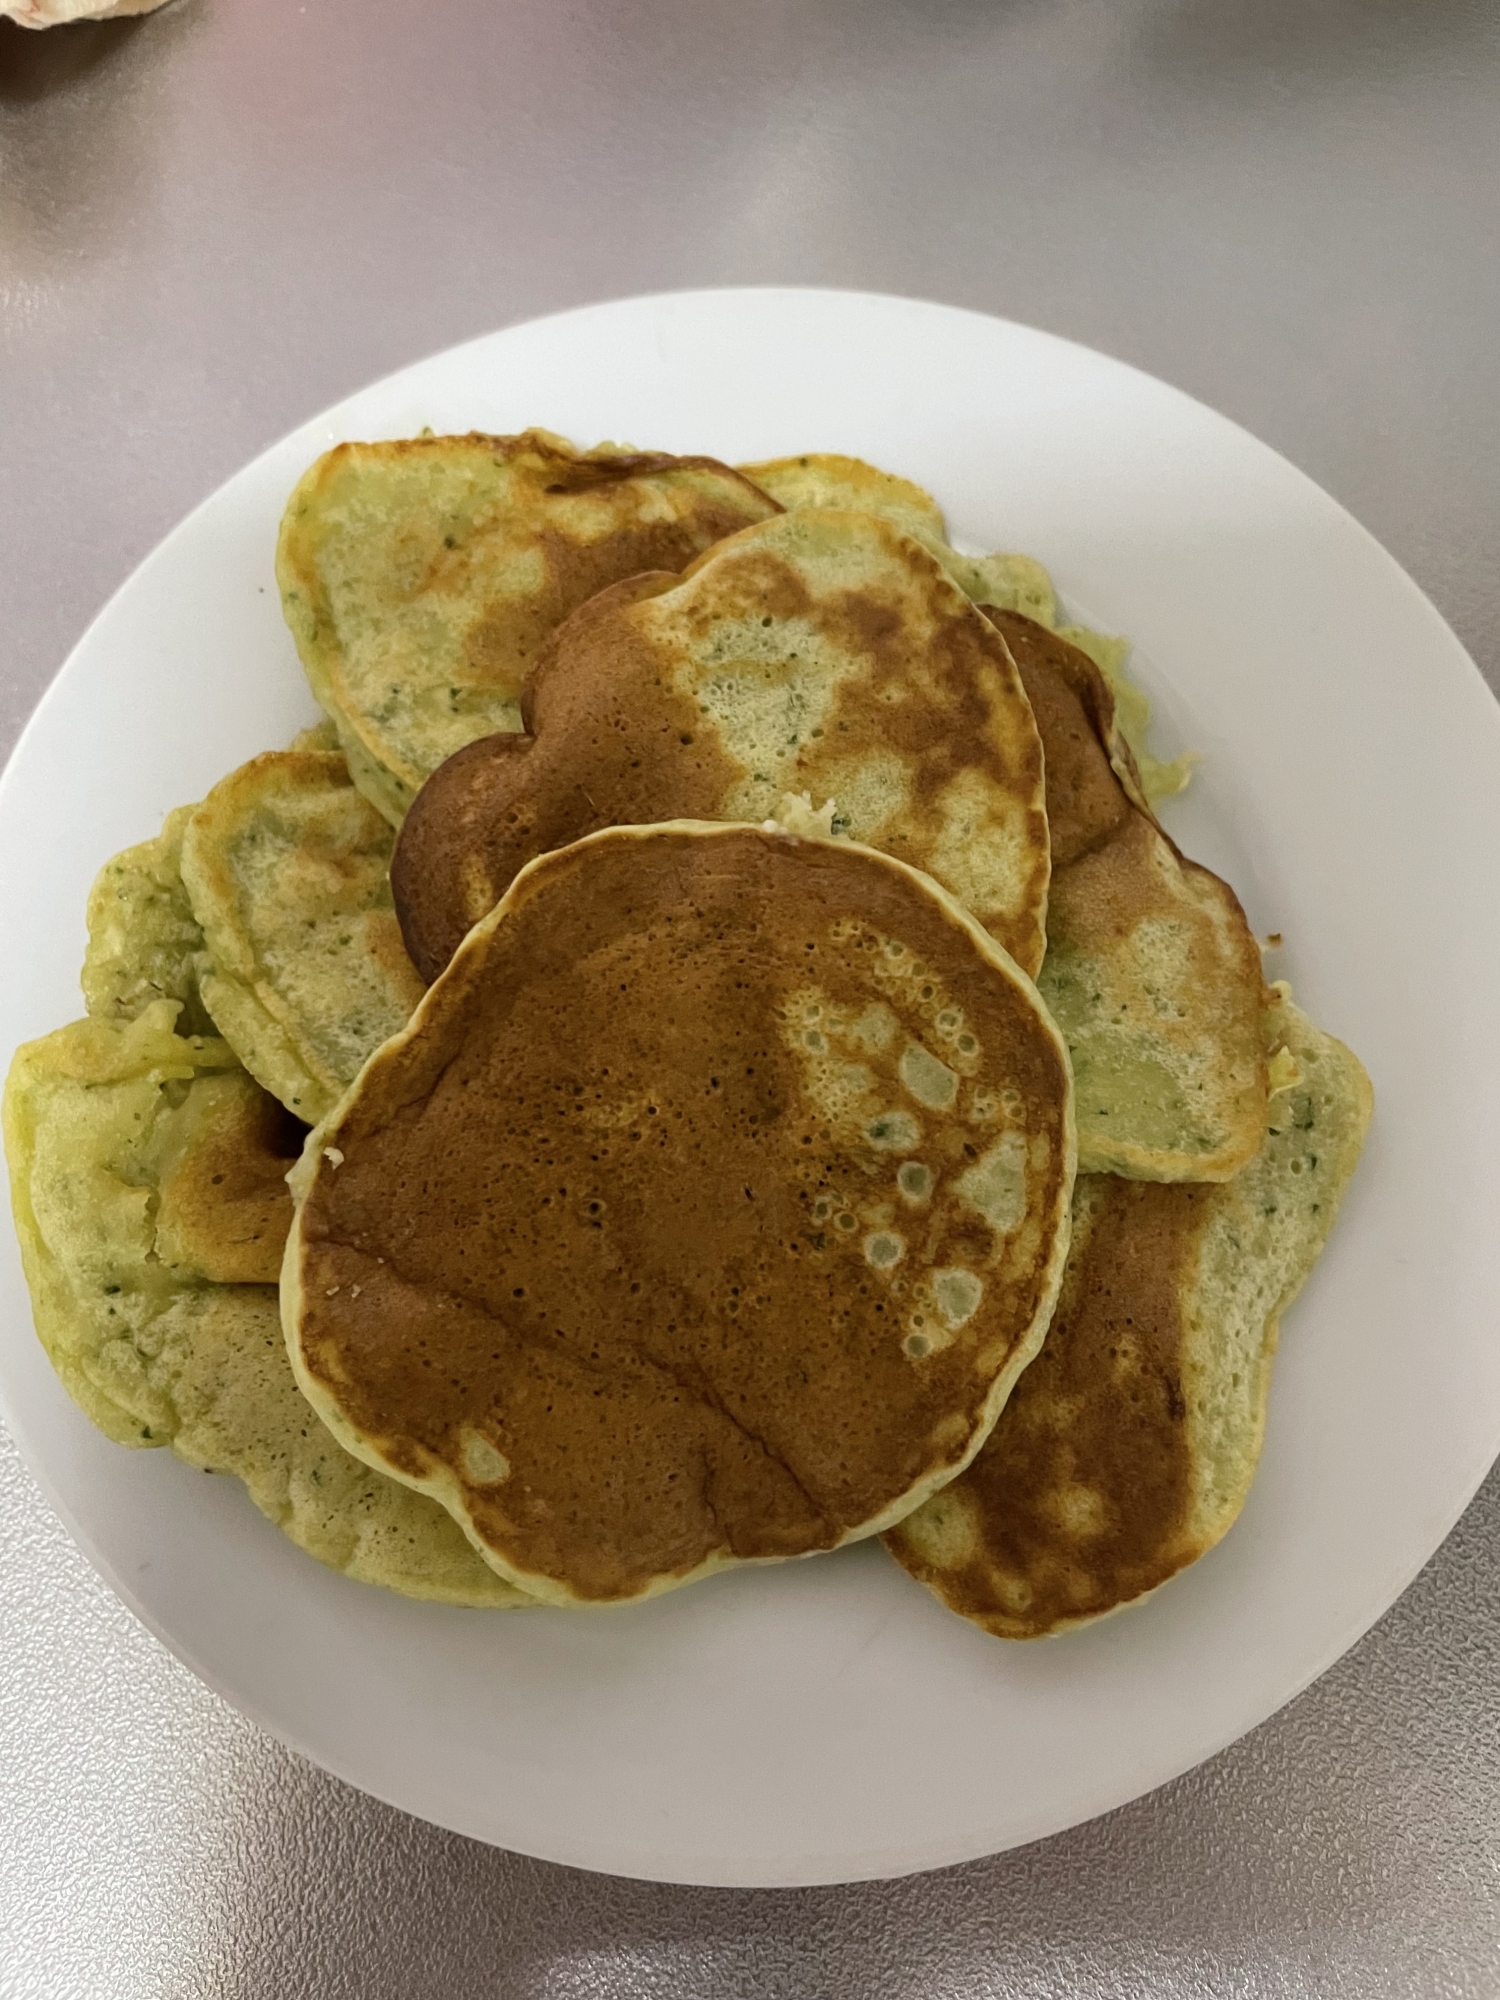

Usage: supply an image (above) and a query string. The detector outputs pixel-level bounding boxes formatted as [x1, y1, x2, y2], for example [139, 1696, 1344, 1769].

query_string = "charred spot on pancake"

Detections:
[391, 511, 1050, 987]
[290, 823, 1075, 1607]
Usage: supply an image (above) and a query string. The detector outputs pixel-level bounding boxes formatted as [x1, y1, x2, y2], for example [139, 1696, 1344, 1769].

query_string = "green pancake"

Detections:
[179, 749, 425, 1123]
[3, 1002, 526, 1608]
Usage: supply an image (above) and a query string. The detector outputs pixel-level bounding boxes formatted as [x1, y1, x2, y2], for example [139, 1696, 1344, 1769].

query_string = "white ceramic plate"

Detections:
[4, 288, 1499, 1888]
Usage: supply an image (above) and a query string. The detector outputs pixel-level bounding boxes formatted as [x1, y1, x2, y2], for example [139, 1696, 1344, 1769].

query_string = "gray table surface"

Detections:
[4, 1, 1500, 1992]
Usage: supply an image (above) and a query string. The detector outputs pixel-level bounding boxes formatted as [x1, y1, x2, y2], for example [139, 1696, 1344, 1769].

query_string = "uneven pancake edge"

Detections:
[281, 819, 1078, 1609]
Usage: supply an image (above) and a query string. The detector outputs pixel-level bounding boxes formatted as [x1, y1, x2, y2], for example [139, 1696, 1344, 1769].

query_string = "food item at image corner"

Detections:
[742, 452, 1192, 802]
[1, 1004, 525, 1605]
[389, 508, 1050, 985]
[285, 822, 1076, 1607]
[179, 750, 425, 1124]
[4, 0, 170, 23]
[886, 987, 1371, 1636]
[991, 610, 1267, 1182]
[275, 430, 781, 824]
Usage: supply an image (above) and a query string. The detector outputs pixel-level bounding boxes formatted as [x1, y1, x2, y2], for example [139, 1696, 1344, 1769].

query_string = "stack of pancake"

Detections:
[4, 430, 1371, 1637]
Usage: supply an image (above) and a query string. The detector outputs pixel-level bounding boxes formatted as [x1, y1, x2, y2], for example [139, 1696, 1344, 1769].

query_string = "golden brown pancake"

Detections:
[991, 610, 1267, 1181]
[886, 987, 1371, 1637]
[276, 430, 781, 823]
[285, 821, 1076, 1607]
[389, 508, 1051, 985]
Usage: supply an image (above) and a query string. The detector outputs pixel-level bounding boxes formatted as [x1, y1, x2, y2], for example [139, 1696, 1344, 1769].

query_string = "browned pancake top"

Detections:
[290, 824, 1074, 1604]
[390, 512, 1050, 985]
[886, 1173, 1208, 1637]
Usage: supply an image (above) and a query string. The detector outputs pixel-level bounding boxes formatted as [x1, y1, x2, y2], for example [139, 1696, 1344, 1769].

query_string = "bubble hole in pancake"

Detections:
[886, 986, 1371, 1637]
[389, 508, 1050, 986]
[286, 821, 1076, 1607]
[275, 429, 782, 824]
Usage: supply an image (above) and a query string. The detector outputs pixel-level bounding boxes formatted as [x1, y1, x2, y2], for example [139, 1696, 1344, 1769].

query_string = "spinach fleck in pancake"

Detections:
[995, 610, 1267, 1182]
[390, 508, 1050, 984]
[2, 1002, 525, 1607]
[180, 750, 425, 1123]
[886, 987, 1371, 1637]
[286, 822, 1075, 1607]
[276, 430, 781, 824]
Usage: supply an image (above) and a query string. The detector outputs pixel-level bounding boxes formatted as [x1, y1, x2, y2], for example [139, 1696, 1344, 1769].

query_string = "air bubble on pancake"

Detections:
[864, 1231, 905, 1270]
[903, 1331, 930, 1359]
[899, 1042, 958, 1111]
[461, 1433, 511, 1485]
[932, 1268, 984, 1329]
[956, 1130, 1029, 1237]
[866, 1110, 921, 1152]
[897, 1161, 932, 1204]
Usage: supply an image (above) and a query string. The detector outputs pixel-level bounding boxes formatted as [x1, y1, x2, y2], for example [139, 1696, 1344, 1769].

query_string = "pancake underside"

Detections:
[740, 451, 1193, 800]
